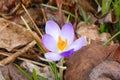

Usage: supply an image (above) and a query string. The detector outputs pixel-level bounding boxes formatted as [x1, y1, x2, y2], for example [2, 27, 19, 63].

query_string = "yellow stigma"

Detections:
[57, 36, 67, 51]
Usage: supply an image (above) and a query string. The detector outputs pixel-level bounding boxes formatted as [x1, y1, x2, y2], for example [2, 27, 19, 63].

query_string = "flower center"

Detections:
[57, 36, 67, 51]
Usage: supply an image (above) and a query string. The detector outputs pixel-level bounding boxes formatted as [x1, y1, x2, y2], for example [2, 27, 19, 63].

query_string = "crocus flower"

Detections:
[42, 20, 86, 61]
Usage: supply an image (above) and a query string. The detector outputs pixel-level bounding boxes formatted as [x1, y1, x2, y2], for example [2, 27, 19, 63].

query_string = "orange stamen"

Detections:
[57, 36, 67, 51]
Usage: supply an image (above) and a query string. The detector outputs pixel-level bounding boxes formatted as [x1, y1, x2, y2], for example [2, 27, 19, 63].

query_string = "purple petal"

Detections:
[60, 49, 74, 56]
[69, 36, 86, 51]
[42, 34, 57, 51]
[45, 20, 60, 41]
[60, 23, 74, 45]
[44, 52, 62, 61]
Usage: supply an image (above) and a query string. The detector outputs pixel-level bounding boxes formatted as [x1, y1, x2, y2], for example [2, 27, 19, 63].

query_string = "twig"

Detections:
[22, 4, 43, 37]
[0, 41, 36, 65]
[21, 16, 48, 52]
[0, 52, 48, 67]
[27, 29, 48, 52]
[41, 8, 47, 22]
[9, 2, 21, 15]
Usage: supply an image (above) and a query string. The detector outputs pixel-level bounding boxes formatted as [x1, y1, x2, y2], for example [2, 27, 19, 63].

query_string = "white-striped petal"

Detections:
[45, 20, 60, 41]
[68, 36, 86, 51]
[42, 34, 57, 51]
[60, 22, 74, 46]
[44, 52, 62, 61]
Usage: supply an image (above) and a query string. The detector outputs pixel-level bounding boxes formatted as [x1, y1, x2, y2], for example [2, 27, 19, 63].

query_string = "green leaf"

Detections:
[41, 4, 75, 18]
[32, 69, 37, 80]
[37, 75, 48, 80]
[15, 64, 33, 80]
[102, 0, 112, 15]
[78, 4, 89, 24]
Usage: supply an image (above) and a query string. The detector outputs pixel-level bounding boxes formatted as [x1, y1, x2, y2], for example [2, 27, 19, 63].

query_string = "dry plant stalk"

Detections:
[21, 4, 48, 52]
[27, 30, 48, 52]
[22, 4, 43, 37]
[0, 52, 48, 67]
[0, 41, 36, 65]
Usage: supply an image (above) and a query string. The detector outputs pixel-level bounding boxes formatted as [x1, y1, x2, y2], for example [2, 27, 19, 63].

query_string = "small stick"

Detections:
[0, 41, 36, 65]
[22, 4, 43, 37]
[9, 2, 21, 15]
[27, 30, 48, 52]
[0, 52, 48, 67]
[21, 16, 48, 52]
[41, 8, 47, 22]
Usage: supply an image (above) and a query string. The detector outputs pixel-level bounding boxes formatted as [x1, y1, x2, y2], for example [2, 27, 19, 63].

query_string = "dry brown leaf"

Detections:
[11, 8, 41, 27]
[100, 32, 112, 43]
[56, 0, 65, 27]
[76, 22, 100, 40]
[76, 22, 113, 44]
[0, 0, 15, 13]
[76, 22, 101, 44]
[0, 63, 28, 80]
[0, 18, 33, 51]
[21, 61, 54, 80]
[89, 60, 120, 80]
[95, 10, 118, 24]
[45, 9, 67, 27]
[64, 44, 119, 80]
[78, 0, 97, 13]
[0, 41, 36, 65]
[112, 46, 120, 62]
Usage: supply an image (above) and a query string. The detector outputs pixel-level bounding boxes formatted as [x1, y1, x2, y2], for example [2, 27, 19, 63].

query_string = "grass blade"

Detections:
[15, 64, 33, 80]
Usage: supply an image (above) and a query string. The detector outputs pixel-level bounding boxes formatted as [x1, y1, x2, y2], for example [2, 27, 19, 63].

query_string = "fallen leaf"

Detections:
[64, 44, 119, 80]
[78, 0, 97, 13]
[112, 46, 120, 62]
[95, 10, 118, 24]
[21, 61, 54, 80]
[0, 18, 33, 51]
[76, 22, 101, 44]
[0, 63, 28, 80]
[90, 60, 120, 80]
[45, 9, 67, 27]
[76, 22, 113, 44]
[11, 8, 42, 28]
[0, 0, 15, 13]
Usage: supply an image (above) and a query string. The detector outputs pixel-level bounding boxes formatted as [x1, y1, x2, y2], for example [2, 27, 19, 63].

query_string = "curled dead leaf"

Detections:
[76, 22, 100, 40]
[76, 22, 113, 44]
[95, 10, 118, 24]
[76, 22, 101, 44]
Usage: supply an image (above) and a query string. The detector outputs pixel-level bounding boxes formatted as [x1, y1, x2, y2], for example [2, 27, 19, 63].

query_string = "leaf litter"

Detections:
[0, 0, 120, 80]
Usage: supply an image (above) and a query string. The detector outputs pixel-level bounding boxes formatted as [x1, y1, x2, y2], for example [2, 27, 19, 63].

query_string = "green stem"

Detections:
[100, 24, 105, 33]
[94, 0, 100, 6]
[78, 4, 89, 24]
[66, 15, 70, 23]
[21, 16, 59, 80]
[103, 30, 120, 45]
[21, 16, 45, 53]
[49, 62, 59, 80]
[41, 4, 75, 18]
[59, 58, 64, 80]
